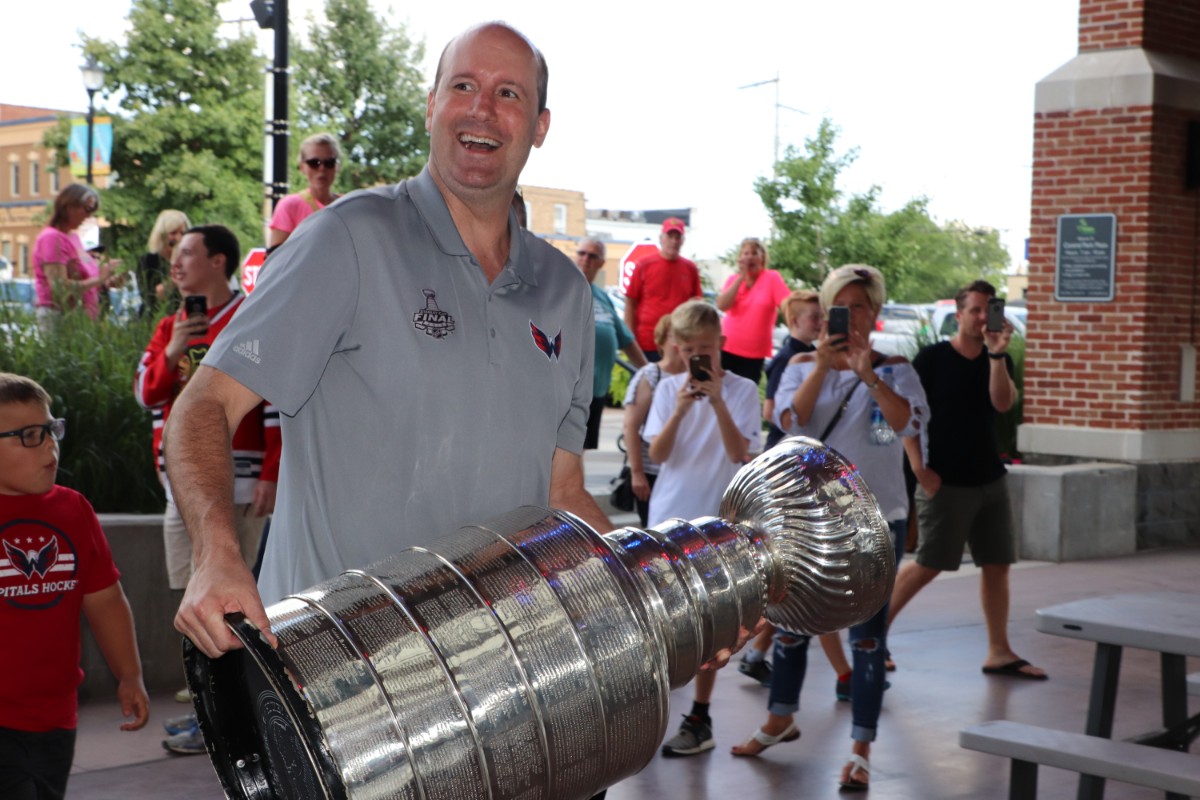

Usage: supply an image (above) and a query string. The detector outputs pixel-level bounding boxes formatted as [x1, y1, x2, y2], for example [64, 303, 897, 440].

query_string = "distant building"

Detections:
[0, 104, 76, 278]
[517, 185, 706, 290]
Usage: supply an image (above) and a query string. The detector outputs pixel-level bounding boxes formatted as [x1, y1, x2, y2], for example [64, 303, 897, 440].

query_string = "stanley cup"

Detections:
[184, 436, 896, 800]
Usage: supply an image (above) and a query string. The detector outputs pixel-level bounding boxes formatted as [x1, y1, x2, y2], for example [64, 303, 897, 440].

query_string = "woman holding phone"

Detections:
[31, 183, 120, 328]
[731, 264, 927, 791]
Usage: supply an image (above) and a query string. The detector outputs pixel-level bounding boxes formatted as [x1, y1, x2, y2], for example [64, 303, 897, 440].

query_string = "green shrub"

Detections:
[608, 362, 632, 407]
[996, 334, 1025, 461]
[0, 305, 164, 512]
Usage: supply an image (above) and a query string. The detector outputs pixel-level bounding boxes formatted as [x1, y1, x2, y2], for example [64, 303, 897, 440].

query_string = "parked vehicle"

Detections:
[931, 299, 1026, 340]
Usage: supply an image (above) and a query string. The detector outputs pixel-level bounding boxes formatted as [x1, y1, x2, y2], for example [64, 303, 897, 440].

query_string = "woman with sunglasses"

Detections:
[268, 133, 342, 249]
[31, 183, 119, 327]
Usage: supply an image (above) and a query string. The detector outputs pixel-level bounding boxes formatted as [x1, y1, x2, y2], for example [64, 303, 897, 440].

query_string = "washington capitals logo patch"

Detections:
[3, 538, 58, 579]
[530, 321, 562, 360]
[414, 289, 455, 339]
[2, 520, 79, 610]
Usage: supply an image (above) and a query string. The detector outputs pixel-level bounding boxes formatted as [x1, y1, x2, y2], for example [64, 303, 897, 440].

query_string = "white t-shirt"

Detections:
[643, 371, 762, 527]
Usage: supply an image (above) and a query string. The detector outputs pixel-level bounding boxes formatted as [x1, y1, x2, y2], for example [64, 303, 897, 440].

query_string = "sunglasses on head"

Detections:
[303, 157, 339, 170]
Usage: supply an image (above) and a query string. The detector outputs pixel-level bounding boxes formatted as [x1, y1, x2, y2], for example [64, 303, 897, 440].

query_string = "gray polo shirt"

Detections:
[206, 168, 595, 604]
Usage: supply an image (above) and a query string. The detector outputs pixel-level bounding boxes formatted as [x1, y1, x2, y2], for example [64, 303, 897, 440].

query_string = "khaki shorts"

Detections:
[913, 475, 1015, 571]
[163, 500, 267, 590]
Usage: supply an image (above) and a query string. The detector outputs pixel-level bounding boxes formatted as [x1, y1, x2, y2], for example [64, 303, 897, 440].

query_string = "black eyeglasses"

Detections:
[303, 158, 339, 170]
[576, 251, 603, 261]
[0, 419, 66, 448]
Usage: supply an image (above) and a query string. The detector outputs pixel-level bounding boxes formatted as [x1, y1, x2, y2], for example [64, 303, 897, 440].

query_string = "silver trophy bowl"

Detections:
[184, 436, 895, 799]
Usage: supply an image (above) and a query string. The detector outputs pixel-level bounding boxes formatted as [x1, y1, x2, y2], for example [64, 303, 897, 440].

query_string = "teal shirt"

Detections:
[591, 284, 633, 398]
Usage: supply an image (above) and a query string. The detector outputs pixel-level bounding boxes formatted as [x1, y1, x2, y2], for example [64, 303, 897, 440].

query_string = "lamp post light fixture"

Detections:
[80, 58, 105, 185]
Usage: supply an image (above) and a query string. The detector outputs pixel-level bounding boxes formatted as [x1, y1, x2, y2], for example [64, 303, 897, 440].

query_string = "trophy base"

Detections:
[185, 615, 345, 799]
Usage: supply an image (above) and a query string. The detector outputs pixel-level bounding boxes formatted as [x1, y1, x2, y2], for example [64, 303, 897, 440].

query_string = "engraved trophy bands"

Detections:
[184, 436, 895, 800]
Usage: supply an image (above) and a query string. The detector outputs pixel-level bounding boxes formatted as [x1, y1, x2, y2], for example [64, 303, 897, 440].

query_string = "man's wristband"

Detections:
[865, 377, 881, 390]
[988, 352, 1005, 360]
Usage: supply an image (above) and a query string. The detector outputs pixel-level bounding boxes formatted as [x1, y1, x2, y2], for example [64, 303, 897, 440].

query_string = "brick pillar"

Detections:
[1019, 0, 1200, 463]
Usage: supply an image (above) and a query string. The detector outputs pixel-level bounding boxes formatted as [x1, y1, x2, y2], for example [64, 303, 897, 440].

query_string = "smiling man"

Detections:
[166, 24, 608, 662]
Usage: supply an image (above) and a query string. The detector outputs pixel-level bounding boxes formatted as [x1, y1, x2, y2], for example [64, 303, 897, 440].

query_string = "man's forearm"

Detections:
[989, 361, 1017, 413]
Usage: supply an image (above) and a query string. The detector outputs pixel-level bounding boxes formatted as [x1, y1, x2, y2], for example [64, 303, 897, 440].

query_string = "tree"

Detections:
[755, 119, 1009, 301]
[292, 0, 429, 190]
[45, 0, 265, 266]
[754, 119, 855, 288]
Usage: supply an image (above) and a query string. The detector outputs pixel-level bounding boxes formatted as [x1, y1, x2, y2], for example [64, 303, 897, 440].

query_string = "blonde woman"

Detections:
[268, 133, 342, 248]
[137, 209, 190, 315]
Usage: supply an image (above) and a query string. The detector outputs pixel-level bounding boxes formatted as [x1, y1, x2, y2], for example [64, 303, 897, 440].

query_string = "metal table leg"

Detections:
[1078, 642, 1122, 800]
[1161, 652, 1187, 800]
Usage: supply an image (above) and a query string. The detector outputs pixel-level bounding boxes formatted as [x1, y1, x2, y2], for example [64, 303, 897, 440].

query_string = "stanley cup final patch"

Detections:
[413, 289, 455, 339]
[529, 321, 562, 360]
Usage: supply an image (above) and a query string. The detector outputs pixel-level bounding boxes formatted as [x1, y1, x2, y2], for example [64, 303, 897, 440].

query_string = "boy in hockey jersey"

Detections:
[134, 225, 280, 752]
[0, 373, 150, 798]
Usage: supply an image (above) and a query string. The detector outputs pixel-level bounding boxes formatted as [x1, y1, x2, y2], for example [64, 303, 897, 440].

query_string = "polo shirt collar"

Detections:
[407, 167, 537, 287]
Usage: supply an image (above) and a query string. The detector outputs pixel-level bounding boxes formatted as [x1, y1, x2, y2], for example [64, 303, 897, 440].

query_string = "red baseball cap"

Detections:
[661, 217, 685, 235]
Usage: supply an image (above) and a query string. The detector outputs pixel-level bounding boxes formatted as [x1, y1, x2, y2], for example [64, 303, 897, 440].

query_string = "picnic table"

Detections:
[1036, 591, 1200, 800]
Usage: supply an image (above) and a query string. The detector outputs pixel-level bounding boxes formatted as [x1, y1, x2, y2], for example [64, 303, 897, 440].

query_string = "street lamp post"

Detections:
[80, 58, 105, 185]
[250, 0, 289, 210]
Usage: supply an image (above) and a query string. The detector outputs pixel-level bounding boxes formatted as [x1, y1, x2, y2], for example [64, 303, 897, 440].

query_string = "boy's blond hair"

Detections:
[669, 300, 722, 342]
[782, 289, 820, 327]
[0, 372, 52, 409]
[652, 314, 673, 350]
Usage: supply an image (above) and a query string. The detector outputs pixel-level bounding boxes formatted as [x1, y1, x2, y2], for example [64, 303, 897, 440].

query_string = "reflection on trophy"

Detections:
[184, 436, 895, 799]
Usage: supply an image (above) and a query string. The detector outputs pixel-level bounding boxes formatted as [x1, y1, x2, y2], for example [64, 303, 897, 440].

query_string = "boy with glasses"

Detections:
[0, 373, 150, 799]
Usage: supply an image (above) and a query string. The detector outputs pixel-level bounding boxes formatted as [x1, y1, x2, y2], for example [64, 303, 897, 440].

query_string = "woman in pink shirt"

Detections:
[32, 184, 117, 326]
[267, 133, 341, 249]
[715, 237, 792, 384]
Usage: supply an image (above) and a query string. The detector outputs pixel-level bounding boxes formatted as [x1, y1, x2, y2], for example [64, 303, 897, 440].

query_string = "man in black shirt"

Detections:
[888, 280, 1046, 680]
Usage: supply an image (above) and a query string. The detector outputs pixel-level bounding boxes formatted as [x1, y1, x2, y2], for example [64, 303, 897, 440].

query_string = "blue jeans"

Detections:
[767, 518, 906, 743]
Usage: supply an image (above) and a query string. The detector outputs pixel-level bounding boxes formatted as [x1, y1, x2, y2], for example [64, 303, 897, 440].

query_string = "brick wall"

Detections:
[1080, 0, 1200, 56]
[1026, 0, 1200, 433]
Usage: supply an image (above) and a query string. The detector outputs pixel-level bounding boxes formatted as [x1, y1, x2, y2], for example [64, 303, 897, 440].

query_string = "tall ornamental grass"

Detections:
[0, 304, 164, 512]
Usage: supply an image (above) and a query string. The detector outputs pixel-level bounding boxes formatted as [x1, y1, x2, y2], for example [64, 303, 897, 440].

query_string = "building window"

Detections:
[9, 163, 18, 196]
[19, 243, 29, 274]
[49, 166, 60, 194]
[553, 203, 567, 234]
[30, 162, 39, 196]
[1, 240, 11, 265]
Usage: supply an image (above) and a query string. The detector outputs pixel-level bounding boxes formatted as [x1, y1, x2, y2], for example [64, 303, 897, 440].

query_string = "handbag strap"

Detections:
[818, 354, 885, 441]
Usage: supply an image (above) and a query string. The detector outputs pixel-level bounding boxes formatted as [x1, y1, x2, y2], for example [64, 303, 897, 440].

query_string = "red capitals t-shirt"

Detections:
[0, 486, 120, 732]
[626, 252, 702, 352]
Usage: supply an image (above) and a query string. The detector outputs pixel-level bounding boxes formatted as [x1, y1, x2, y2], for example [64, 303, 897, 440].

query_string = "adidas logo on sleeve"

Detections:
[233, 339, 262, 364]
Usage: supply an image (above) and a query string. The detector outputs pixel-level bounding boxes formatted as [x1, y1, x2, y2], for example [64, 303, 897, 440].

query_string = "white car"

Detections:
[931, 300, 1026, 340]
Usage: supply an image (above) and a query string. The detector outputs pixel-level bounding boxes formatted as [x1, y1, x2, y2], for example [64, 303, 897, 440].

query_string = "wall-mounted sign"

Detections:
[1055, 214, 1116, 302]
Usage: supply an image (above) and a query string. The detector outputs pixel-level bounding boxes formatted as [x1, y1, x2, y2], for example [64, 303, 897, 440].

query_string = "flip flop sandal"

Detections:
[731, 722, 800, 757]
[981, 658, 1048, 680]
[839, 753, 870, 791]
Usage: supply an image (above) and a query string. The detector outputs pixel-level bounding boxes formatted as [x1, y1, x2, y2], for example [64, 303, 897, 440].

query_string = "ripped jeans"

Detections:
[766, 518, 906, 743]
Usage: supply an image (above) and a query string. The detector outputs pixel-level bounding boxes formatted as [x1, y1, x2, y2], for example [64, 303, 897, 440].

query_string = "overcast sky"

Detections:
[3, 0, 1080, 266]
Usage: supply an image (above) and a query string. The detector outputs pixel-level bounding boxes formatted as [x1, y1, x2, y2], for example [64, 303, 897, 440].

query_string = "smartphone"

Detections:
[688, 354, 712, 383]
[827, 306, 850, 338]
[987, 298, 1006, 333]
[184, 295, 207, 318]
